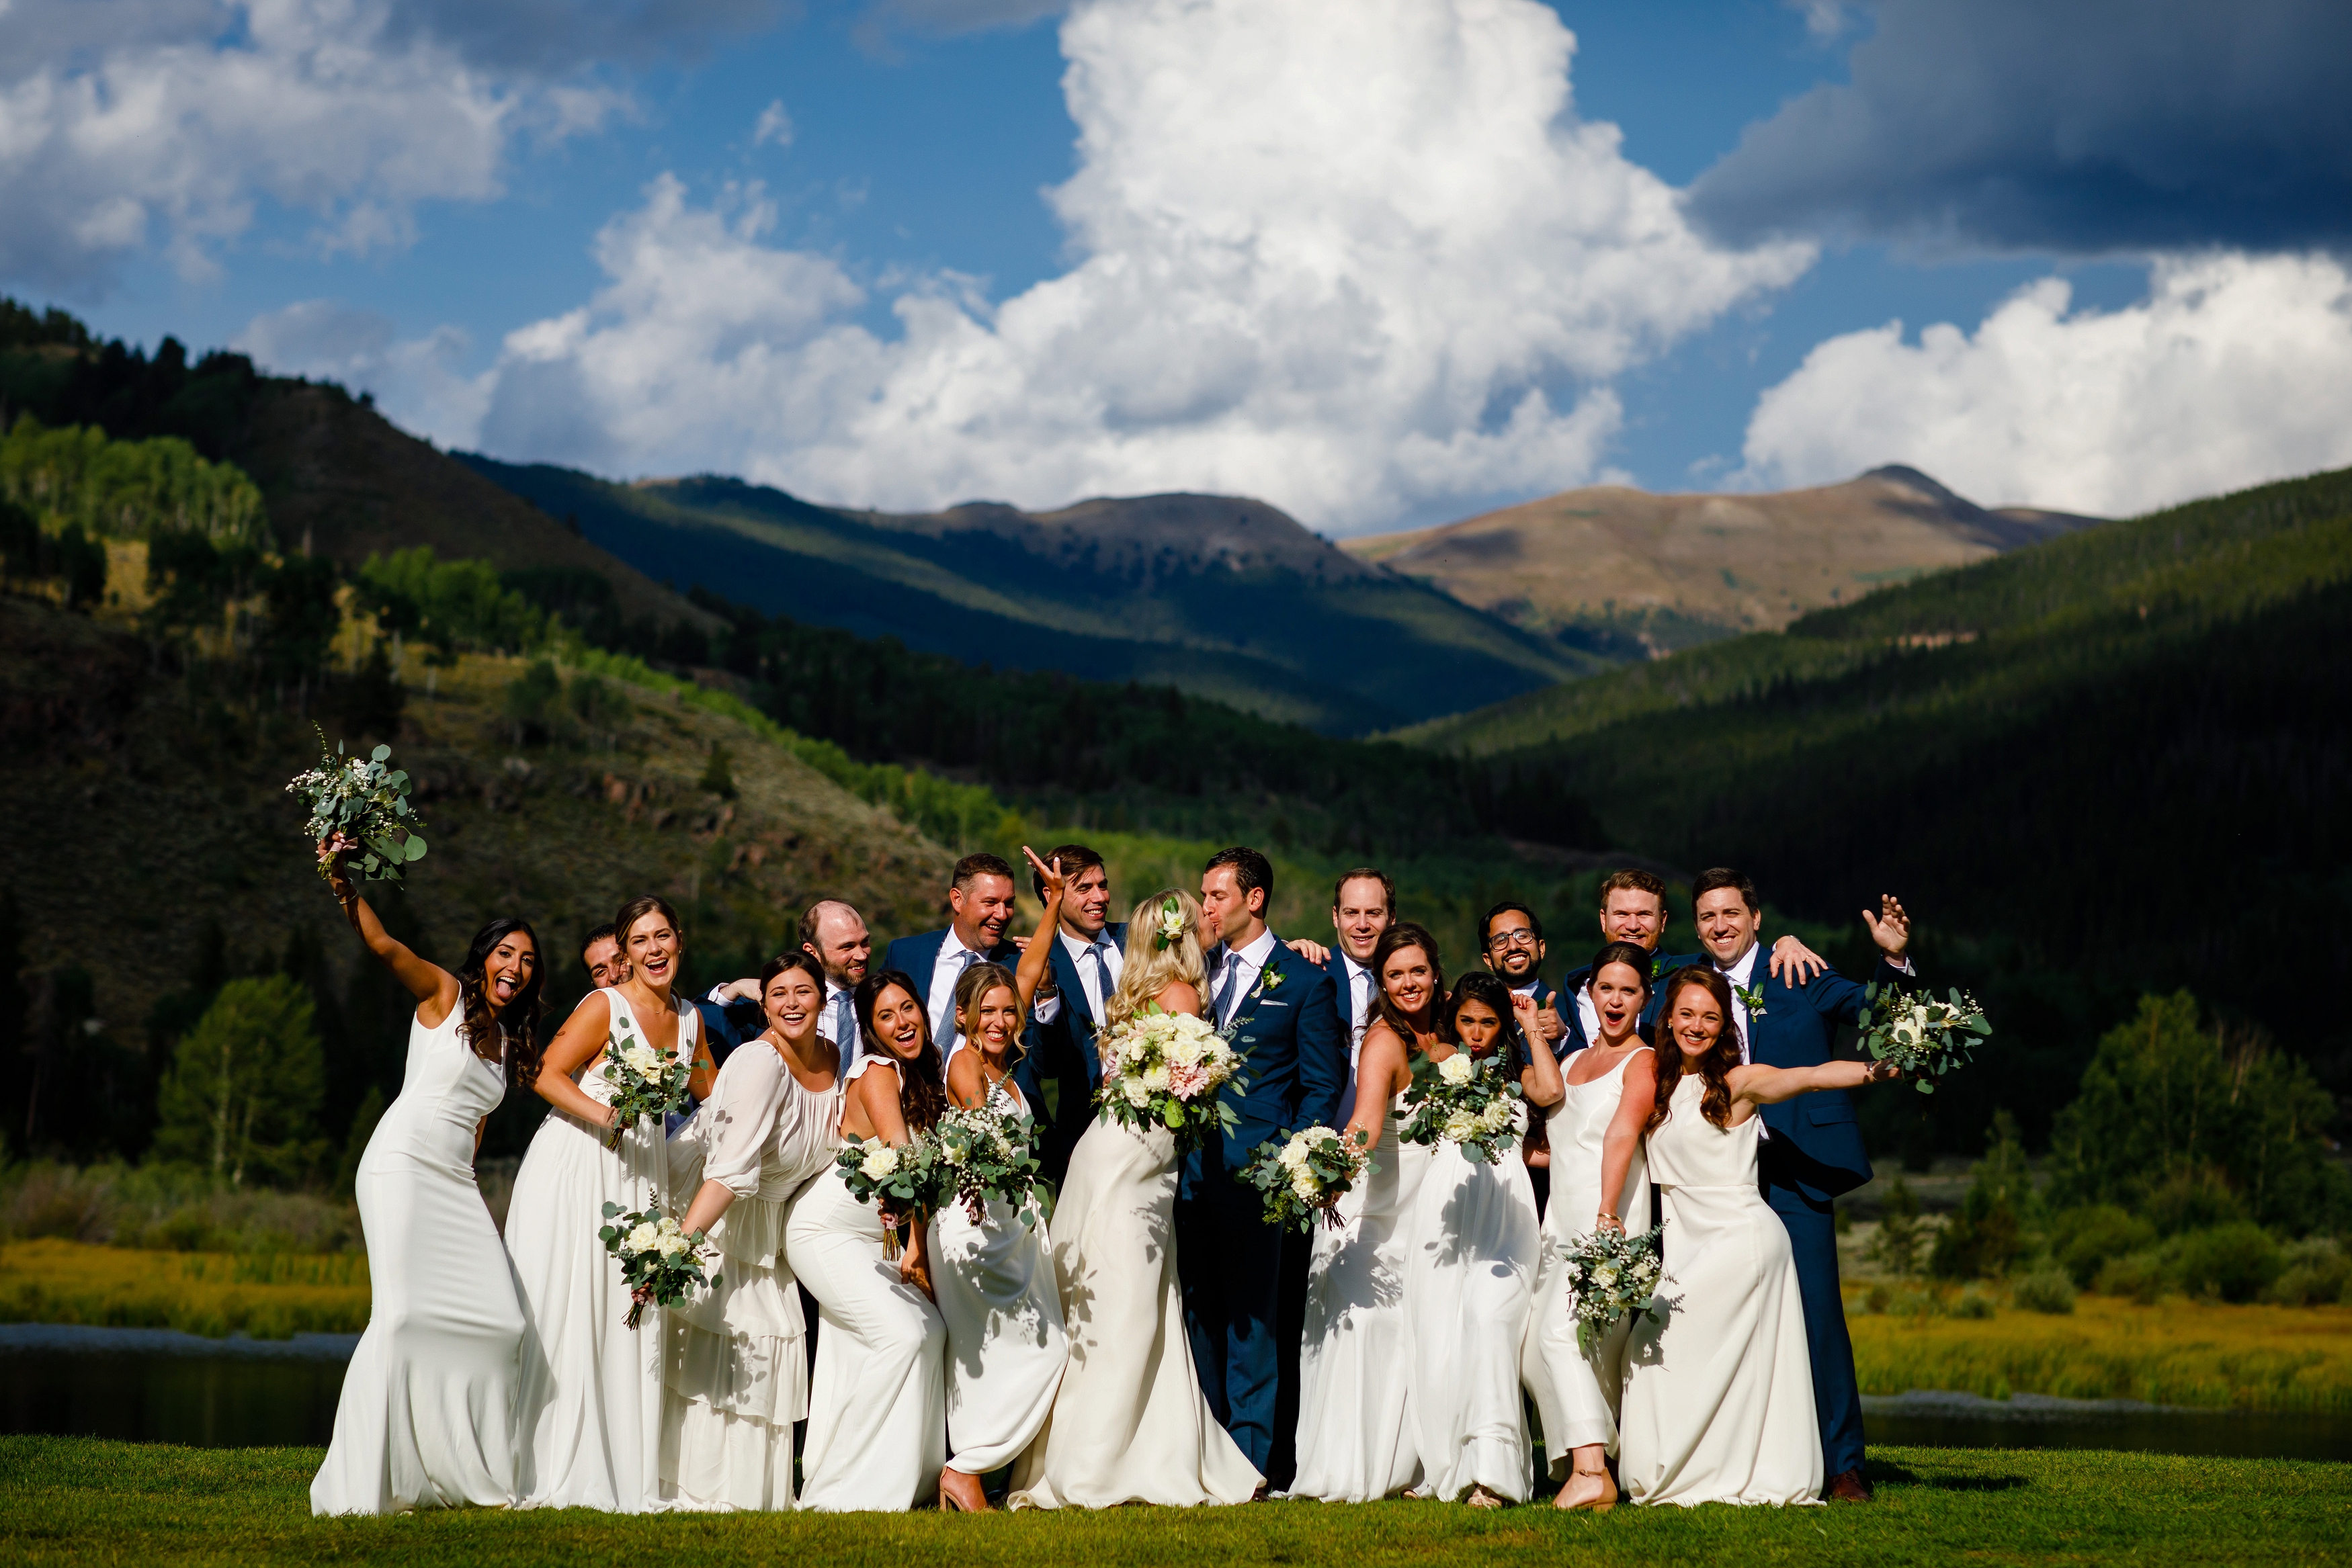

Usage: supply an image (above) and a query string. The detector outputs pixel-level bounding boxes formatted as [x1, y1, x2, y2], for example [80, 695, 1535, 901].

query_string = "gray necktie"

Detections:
[1212, 952, 1240, 1026]
[1085, 941, 1111, 1022]
[831, 990, 858, 1065]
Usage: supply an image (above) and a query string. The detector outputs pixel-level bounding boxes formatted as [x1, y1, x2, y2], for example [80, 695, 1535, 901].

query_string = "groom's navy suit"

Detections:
[1177, 935, 1346, 1475]
[1011, 922, 1127, 1188]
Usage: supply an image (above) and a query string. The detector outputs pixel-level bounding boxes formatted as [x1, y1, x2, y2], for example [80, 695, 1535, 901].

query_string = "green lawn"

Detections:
[2, 1438, 2345, 1567]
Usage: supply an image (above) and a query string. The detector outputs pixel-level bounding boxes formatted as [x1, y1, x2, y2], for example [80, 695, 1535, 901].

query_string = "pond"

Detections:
[3, 1326, 2348, 1461]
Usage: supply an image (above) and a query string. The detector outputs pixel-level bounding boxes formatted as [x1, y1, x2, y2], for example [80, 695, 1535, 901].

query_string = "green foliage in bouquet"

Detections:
[286, 730, 427, 883]
[1243, 1124, 1372, 1232]
[1398, 1048, 1523, 1164]
[595, 1013, 694, 1151]
[933, 1091, 1046, 1228]
[1861, 984, 1991, 1094]
[1560, 1221, 1667, 1356]
[1092, 1006, 1247, 1155]
[832, 1133, 939, 1259]
[597, 1202, 718, 1330]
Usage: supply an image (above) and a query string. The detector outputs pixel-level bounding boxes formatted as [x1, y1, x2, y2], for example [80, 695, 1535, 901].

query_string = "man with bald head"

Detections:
[700, 898, 874, 1068]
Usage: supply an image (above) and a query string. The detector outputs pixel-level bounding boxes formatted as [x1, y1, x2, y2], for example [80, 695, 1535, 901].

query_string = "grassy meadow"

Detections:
[0, 1239, 368, 1338]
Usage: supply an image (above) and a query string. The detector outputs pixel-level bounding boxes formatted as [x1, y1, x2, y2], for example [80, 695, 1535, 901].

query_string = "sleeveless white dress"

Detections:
[659, 1041, 843, 1510]
[1403, 1093, 1542, 1503]
[312, 1004, 521, 1515]
[1291, 1104, 1427, 1501]
[1006, 1115, 1262, 1509]
[1619, 1076, 1824, 1507]
[786, 1056, 950, 1511]
[929, 1079, 1070, 1477]
[1523, 1046, 1652, 1471]
[507, 988, 700, 1512]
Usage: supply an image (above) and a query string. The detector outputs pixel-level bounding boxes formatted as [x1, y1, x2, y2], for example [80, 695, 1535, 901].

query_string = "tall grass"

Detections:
[0, 1239, 370, 1338]
[1, 1162, 359, 1254]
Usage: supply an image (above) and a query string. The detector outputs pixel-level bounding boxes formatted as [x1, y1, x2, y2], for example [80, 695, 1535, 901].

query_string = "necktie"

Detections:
[831, 990, 857, 1065]
[1085, 941, 1110, 1022]
[1212, 952, 1240, 1026]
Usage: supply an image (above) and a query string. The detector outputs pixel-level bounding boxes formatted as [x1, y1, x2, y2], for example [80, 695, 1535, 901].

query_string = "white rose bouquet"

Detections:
[1560, 1222, 1666, 1354]
[1093, 1005, 1246, 1153]
[932, 1086, 1046, 1227]
[597, 1012, 694, 1149]
[1398, 1048, 1524, 1164]
[1241, 1124, 1372, 1231]
[832, 1133, 940, 1258]
[597, 1201, 718, 1330]
[288, 730, 427, 884]
[1859, 984, 1990, 1094]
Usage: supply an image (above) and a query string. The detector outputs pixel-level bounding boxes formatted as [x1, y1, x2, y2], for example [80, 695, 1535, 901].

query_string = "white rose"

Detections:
[657, 1232, 689, 1258]
[1593, 1265, 1619, 1290]
[1439, 1053, 1475, 1087]
[1122, 1078, 1152, 1108]
[1442, 1111, 1476, 1142]
[943, 1140, 968, 1166]
[1291, 1173, 1320, 1202]
[626, 1221, 659, 1252]
[1278, 1145, 1310, 1173]
[1142, 1063, 1172, 1092]
[622, 1043, 661, 1076]
[1169, 1039, 1202, 1069]
[860, 1146, 900, 1180]
[1480, 1102, 1512, 1133]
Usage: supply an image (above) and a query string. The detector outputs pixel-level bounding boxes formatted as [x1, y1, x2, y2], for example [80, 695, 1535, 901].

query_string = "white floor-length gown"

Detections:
[1403, 1113, 1542, 1503]
[1006, 1116, 1262, 1509]
[787, 1057, 949, 1511]
[1291, 1110, 1427, 1501]
[506, 989, 699, 1512]
[1523, 1047, 1652, 1475]
[1619, 1076, 1824, 1507]
[659, 1042, 842, 1510]
[312, 1006, 523, 1515]
[929, 1081, 1069, 1478]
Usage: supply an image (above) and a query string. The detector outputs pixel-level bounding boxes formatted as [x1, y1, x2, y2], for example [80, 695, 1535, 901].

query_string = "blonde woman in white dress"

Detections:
[1403, 964, 1563, 1508]
[1290, 921, 1440, 1503]
[661, 951, 843, 1510]
[1008, 889, 1262, 1510]
[309, 843, 539, 1516]
[787, 968, 951, 1511]
[507, 895, 714, 1512]
[1619, 967, 1900, 1508]
[1523, 939, 1657, 1512]
[927, 960, 1070, 1512]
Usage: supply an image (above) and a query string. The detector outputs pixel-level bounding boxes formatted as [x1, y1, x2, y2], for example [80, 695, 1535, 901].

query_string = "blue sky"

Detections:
[4, 1, 2346, 534]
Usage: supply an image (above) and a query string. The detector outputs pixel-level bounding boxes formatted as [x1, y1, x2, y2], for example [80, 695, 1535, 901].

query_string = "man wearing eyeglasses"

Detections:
[1479, 901, 1566, 1048]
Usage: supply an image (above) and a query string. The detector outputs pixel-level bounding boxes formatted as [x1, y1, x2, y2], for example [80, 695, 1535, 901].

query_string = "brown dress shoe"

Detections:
[1826, 1469, 1874, 1502]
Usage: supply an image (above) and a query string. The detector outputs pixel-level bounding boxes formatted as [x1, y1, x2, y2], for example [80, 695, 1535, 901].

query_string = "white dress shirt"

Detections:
[1213, 928, 1280, 1028]
[1718, 942, 1763, 1063]
[1336, 951, 1374, 1125]
[931, 930, 991, 1068]
[1059, 924, 1125, 1025]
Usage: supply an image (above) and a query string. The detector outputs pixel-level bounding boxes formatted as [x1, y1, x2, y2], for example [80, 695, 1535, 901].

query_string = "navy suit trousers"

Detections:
[1763, 1178, 1865, 1477]
[1175, 1172, 1283, 1475]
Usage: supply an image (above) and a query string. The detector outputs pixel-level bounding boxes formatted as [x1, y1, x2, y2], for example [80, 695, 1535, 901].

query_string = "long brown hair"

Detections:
[854, 968, 947, 1132]
[459, 918, 544, 1084]
[1646, 966, 1742, 1134]
[1370, 921, 1443, 1043]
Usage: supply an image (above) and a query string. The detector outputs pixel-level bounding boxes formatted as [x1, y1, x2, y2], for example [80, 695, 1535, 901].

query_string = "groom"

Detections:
[1177, 846, 1346, 1481]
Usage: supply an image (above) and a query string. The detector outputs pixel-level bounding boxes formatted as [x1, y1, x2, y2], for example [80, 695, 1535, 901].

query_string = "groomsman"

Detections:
[1322, 867, 1393, 1124]
[1680, 867, 1915, 1504]
[1479, 901, 1566, 1050]
[798, 899, 872, 1065]
[1554, 869, 1823, 1050]
[579, 924, 628, 990]
[1179, 846, 1346, 1483]
[1015, 844, 1125, 1186]
[880, 853, 1052, 1069]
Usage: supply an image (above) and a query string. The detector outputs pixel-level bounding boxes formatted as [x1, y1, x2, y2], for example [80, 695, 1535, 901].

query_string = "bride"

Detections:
[1007, 889, 1263, 1510]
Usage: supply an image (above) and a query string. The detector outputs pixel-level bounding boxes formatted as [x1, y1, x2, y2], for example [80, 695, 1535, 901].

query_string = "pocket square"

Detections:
[1258, 999, 1291, 1009]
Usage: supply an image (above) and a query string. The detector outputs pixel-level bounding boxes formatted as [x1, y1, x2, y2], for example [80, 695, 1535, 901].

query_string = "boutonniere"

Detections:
[1259, 967, 1287, 993]
[1734, 982, 1767, 1020]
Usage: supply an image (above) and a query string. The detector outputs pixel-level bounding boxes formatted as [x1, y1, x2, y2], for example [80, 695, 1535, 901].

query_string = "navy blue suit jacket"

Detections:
[1013, 922, 1126, 1183]
[692, 994, 764, 1069]
[878, 928, 1023, 1014]
[1183, 937, 1347, 1188]
[1553, 947, 1708, 1053]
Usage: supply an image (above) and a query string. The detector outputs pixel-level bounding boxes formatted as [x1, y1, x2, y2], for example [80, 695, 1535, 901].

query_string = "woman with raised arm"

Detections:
[1403, 967, 1564, 1509]
[1619, 967, 1900, 1508]
[659, 949, 843, 1510]
[786, 969, 951, 1512]
[1290, 921, 1443, 1503]
[507, 895, 711, 1512]
[929, 961, 1070, 1512]
[310, 842, 542, 1516]
[1522, 940, 1658, 1512]
[1008, 889, 1261, 1511]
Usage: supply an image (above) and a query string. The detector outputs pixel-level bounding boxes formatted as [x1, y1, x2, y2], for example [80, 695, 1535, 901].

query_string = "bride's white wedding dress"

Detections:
[311, 1005, 522, 1515]
[1007, 1115, 1262, 1509]
[1619, 1076, 1823, 1507]
[1290, 1106, 1426, 1502]
[505, 988, 699, 1512]
[1522, 1047, 1652, 1474]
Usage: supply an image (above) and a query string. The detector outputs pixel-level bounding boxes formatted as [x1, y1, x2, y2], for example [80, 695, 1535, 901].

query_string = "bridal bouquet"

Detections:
[1093, 1006, 1245, 1152]
[1243, 1124, 1372, 1231]
[597, 1013, 694, 1149]
[833, 1133, 939, 1258]
[1859, 984, 1990, 1094]
[932, 1090, 1047, 1227]
[1398, 1049, 1523, 1164]
[288, 731, 428, 883]
[598, 1202, 718, 1330]
[1560, 1222, 1667, 1354]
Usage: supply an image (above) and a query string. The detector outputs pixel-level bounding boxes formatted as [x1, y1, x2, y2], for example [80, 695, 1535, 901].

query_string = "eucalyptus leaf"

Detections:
[405, 836, 429, 861]
[371, 745, 391, 762]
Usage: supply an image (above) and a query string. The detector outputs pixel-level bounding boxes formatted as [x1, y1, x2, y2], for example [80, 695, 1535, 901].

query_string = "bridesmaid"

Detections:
[929, 961, 1070, 1512]
[507, 895, 712, 1512]
[1290, 920, 1437, 1503]
[787, 968, 952, 1512]
[310, 843, 540, 1515]
[1618, 968, 1900, 1507]
[1523, 940, 1657, 1511]
[1404, 967, 1563, 1508]
[661, 950, 843, 1510]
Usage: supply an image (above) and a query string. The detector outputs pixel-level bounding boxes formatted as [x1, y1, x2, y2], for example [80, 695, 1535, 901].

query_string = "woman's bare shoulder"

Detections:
[1156, 979, 1203, 1018]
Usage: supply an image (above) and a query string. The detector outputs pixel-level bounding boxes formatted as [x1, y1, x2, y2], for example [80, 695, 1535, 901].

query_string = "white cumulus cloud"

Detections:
[433, 0, 1811, 531]
[1736, 252, 2352, 516]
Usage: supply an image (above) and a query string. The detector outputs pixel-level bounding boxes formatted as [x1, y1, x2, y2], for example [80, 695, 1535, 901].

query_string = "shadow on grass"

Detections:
[1867, 1461, 2031, 1493]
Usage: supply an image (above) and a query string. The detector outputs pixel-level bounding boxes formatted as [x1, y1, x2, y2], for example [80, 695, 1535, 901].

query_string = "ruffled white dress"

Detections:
[1619, 1077, 1824, 1507]
[1291, 1105, 1427, 1502]
[1006, 1116, 1262, 1510]
[506, 988, 700, 1512]
[929, 1080, 1069, 1477]
[1523, 1047, 1652, 1471]
[658, 1041, 842, 1510]
[1403, 1102, 1542, 1503]
[312, 1006, 522, 1515]
[786, 1057, 950, 1512]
